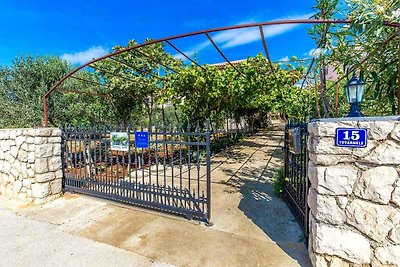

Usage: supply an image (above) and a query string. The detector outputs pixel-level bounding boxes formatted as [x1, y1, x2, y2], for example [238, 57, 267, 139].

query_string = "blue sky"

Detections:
[0, 0, 319, 66]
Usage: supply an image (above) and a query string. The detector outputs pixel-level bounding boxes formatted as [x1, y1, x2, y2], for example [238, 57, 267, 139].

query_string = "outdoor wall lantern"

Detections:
[345, 73, 365, 117]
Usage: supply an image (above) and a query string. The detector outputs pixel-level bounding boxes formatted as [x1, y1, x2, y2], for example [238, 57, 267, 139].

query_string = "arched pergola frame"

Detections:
[43, 19, 400, 126]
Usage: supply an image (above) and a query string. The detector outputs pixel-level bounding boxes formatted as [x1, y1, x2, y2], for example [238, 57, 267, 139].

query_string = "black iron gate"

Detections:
[61, 124, 211, 222]
[284, 121, 309, 238]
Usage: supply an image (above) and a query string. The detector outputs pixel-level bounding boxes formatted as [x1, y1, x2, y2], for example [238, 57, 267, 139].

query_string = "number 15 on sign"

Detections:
[335, 128, 368, 148]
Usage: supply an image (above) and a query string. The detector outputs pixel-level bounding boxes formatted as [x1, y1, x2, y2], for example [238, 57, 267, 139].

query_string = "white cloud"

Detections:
[61, 46, 109, 65]
[308, 48, 328, 59]
[174, 50, 196, 60]
[176, 13, 313, 61]
[278, 56, 290, 62]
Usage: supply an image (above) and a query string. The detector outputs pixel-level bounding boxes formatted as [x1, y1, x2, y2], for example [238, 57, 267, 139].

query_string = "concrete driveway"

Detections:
[0, 125, 310, 267]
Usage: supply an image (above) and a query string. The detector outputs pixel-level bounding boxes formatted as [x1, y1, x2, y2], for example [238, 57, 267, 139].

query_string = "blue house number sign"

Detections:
[335, 128, 368, 148]
[135, 132, 149, 148]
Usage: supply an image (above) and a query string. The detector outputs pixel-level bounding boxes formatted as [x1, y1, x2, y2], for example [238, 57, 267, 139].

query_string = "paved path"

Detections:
[0, 124, 310, 267]
[0, 208, 172, 267]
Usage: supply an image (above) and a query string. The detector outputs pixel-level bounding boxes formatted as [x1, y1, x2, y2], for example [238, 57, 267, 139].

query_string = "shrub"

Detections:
[272, 167, 286, 197]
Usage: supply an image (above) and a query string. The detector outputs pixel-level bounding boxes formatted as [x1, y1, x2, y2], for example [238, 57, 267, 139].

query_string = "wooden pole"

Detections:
[314, 72, 322, 118]
[335, 82, 339, 117]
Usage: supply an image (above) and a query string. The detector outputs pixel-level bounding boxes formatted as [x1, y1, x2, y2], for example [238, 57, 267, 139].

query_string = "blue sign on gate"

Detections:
[335, 128, 368, 148]
[135, 131, 149, 148]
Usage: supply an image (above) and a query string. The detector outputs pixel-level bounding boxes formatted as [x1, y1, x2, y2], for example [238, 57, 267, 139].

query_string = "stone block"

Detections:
[26, 137, 34, 145]
[55, 170, 63, 179]
[53, 144, 61, 156]
[309, 153, 354, 166]
[51, 128, 61, 137]
[309, 137, 352, 155]
[13, 180, 22, 193]
[354, 166, 398, 204]
[48, 137, 61, 144]
[314, 255, 351, 267]
[15, 136, 26, 148]
[365, 140, 400, 164]
[308, 121, 358, 137]
[20, 142, 28, 151]
[17, 149, 28, 162]
[27, 168, 35, 178]
[35, 128, 53, 137]
[35, 144, 53, 158]
[28, 144, 35, 152]
[50, 179, 62, 194]
[351, 139, 379, 158]
[34, 137, 48, 145]
[388, 224, 400, 244]
[310, 164, 358, 196]
[393, 181, 400, 207]
[9, 130, 16, 139]
[313, 223, 371, 264]
[27, 128, 35, 137]
[390, 123, 400, 142]
[6, 153, 15, 164]
[8, 173, 15, 183]
[10, 146, 18, 158]
[21, 162, 28, 175]
[35, 158, 48, 174]
[28, 152, 35, 163]
[375, 245, 400, 266]
[346, 199, 400, 242]
[48, 157, 61, 172]
[35, 172, 55, 183]
[13, 160, 21, 174]
[3, 161, 11, 173]
[359, 121, 394, 141]
[335, 196, 348, 210]
[9, 139, 16, 147]
[22, 179, 31, 188]
[308, 162, 323, 189]
[308, 188, 346, 224]
[2, 174, 9, 184]
[31, 182, 50, 198]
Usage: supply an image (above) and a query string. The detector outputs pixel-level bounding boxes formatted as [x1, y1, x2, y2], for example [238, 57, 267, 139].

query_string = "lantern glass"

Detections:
[356, 83, 365, 102]
[345, 75, 365, 104]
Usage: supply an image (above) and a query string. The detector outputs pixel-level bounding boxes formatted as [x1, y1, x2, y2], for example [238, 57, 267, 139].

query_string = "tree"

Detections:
[310, 0, 400, 117]
[0, 56, 70, 127]
[94, 39, 182, 125]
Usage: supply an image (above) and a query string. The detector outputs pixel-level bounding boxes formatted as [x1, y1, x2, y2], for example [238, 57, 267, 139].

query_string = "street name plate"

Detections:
[335, 128, 367, 148]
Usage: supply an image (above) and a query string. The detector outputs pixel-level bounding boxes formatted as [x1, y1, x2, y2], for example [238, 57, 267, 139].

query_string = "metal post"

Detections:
[284, 124, 289, 183]
[43, 96, 48, 127]
[305, 127, 310, 243]
[205, 120, 212, 226]
[60, 125, 65, 189]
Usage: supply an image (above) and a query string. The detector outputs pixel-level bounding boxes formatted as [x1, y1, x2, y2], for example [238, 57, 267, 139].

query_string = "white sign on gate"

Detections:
[110, 132, 129, 151]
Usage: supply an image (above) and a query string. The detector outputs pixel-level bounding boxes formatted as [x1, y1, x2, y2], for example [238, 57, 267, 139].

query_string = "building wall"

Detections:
[0, 128, 62, 202]
[307, 117, 400, 266]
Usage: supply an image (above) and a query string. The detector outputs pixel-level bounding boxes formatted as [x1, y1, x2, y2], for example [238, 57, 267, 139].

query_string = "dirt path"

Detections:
[0, 124, 310, 267]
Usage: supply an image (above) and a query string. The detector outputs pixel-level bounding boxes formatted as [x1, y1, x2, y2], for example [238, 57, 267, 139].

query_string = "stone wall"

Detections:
[307, 116, 400, 267]
[0, 128, 62, 202]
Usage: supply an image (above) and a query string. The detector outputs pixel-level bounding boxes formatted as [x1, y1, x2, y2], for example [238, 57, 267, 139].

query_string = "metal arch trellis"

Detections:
[44, 18, 400, 226]
[43, 18, 400, 126]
